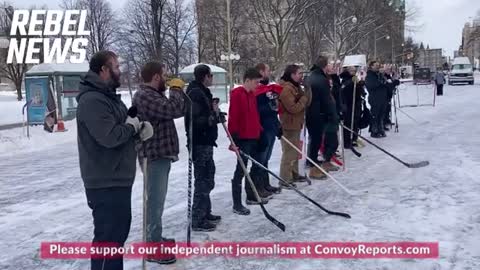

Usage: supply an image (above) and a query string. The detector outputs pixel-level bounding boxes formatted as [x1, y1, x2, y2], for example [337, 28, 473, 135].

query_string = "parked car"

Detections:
[449, 57, 474, 85]
[413, 68, 431, 85]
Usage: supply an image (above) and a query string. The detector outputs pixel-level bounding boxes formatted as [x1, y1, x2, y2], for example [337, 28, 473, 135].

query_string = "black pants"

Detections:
[307, 120, 338, 163]
[343, 108, 360, 148]
[436, 84, 444, 96]
[369, 99, 387, 135]
[192, 145, 215, 225]
[231, 139, 258, 205]
[384, 99, 392, 126]
[86, 186, 132, 270]
[307, 121, 323, 164]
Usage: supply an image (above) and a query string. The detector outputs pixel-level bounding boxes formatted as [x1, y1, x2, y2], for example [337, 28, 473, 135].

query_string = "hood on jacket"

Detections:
[77, 70, 116, 102]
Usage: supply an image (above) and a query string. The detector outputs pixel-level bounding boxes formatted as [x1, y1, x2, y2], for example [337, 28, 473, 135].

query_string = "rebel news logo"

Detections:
[7, 10, 90, 64]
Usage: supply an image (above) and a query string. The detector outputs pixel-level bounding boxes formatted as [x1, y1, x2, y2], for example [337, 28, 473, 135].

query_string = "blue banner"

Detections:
[25, 77, 50, 125]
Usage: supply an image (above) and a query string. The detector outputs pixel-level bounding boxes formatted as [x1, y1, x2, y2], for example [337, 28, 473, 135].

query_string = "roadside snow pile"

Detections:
[0, 121, 77, 155]
[0, 92, 24, 125]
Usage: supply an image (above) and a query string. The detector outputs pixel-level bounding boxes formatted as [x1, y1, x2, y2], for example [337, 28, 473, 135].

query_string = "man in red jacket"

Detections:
[228, 68, 265, 215]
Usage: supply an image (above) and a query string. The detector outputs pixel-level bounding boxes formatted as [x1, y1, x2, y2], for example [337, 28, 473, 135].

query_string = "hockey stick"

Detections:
[128, 107, 148, 270]
[281, 136, 365, 196]
[221, 121, 286, 231]
[350, 146, 362, 157]
[392, 88, 399, 133]
[341, 124, 429, 168]
[240, 151, 351, 219]
[395, 106, 430, 125]
[182, 92, 194, 246]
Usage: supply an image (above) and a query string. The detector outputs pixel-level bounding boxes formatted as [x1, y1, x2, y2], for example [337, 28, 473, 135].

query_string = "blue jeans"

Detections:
[146, 158, 171, 242]
[251, 130, 276, 178]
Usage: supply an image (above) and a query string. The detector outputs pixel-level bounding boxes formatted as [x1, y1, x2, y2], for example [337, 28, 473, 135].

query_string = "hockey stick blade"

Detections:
[260, 206, 286, 231]
[406, 160, 430, 168]
[351, 147, 362, 157]
[241, 151, 351, 219]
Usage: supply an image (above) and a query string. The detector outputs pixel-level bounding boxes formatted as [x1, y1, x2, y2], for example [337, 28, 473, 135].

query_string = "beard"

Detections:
[108, 68, 121, 89]
[157, 80, 167, 92]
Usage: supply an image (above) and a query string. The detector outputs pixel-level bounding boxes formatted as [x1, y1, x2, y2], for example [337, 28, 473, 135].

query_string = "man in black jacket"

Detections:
[306, 56, 339, 179]
[76, 51, 152, 270]
[365, 61, 389, 138]
[185, 64, 223, 232]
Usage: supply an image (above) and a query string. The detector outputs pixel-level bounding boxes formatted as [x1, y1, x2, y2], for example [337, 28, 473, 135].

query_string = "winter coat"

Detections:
[255, 83, 282, 134]
[306, 67, 339, 132]
[133, 84, 185, 162]
[279, 80, 307, 131]
[228, 86, 262, 140]
[340, 71, 365, 118]
[434, 72, 446, 85]
[76, 70, 136, 189]
[330, 73, 342, 118]
[365, 70, 388, 106]
[185, 80, 219, 148]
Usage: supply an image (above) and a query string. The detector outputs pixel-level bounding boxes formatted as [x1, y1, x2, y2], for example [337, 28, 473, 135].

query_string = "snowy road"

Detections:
[1, 82, 480, 270]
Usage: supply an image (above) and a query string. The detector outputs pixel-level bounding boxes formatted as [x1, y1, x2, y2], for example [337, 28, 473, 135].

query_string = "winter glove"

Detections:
[167, 78, 186, 90]
[216, 112, 227, 124]
[126, 116, 141, 133]
[139, 121, 154, 141]
[276, 127, 283, 140]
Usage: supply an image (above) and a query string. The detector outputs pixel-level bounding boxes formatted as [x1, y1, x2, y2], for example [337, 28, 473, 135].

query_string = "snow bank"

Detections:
[0, 92, 24, 125]
[0, 121, 77, 155]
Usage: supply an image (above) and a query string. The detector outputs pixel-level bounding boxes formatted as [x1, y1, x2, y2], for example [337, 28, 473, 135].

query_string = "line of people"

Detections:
[76, 50, 401, 270]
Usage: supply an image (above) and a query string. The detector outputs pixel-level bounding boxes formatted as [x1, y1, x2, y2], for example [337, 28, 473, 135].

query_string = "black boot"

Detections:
[206, 213, 221, 225]
[232, 182, 250, 215]
[192, 219, 216, 232]
[233, 205, 251, 215]
[264, 173, 281, 194]
[254, 174, 273, 199]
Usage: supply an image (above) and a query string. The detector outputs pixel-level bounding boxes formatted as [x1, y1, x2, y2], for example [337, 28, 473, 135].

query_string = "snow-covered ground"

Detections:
[0, 92, 24, 126]
[1, 81, 480, 270]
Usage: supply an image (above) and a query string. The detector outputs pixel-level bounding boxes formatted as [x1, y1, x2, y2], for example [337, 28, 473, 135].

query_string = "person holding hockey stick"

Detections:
[306, 56, 340, 179]
[184, 64, 223, 232]
[340, 66, 366, 149]
[278, 64, 309, 188]
[76, 51, 153, 270]
[228, 68, 267, 215]
[133, 62, 185, 265]
[250, 63, 282, 195]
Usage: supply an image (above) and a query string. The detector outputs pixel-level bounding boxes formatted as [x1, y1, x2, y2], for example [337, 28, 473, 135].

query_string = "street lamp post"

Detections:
[226, 0, 234, 90]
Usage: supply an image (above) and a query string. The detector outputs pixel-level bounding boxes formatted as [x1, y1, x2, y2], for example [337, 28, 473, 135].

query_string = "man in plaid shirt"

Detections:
[132, 62, 184, 265]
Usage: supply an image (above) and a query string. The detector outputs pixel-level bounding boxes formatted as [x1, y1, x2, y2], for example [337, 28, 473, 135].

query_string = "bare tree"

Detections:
[247, 0, 315, 74]
[61, 0, 117, 56]
[300, 0, 329, 66]
[0, 4, 29, 100]
[164, 0, 196, 75]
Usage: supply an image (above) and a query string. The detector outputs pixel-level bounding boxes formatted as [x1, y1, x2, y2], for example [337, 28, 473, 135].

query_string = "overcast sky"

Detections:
[12, 0, 480, 58]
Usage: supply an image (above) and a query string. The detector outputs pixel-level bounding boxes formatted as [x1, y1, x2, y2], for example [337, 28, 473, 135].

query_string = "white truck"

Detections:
[449, 57, 474, 85]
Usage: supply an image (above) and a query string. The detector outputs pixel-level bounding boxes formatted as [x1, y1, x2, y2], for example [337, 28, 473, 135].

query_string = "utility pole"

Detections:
[226, 0, 234, 90]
